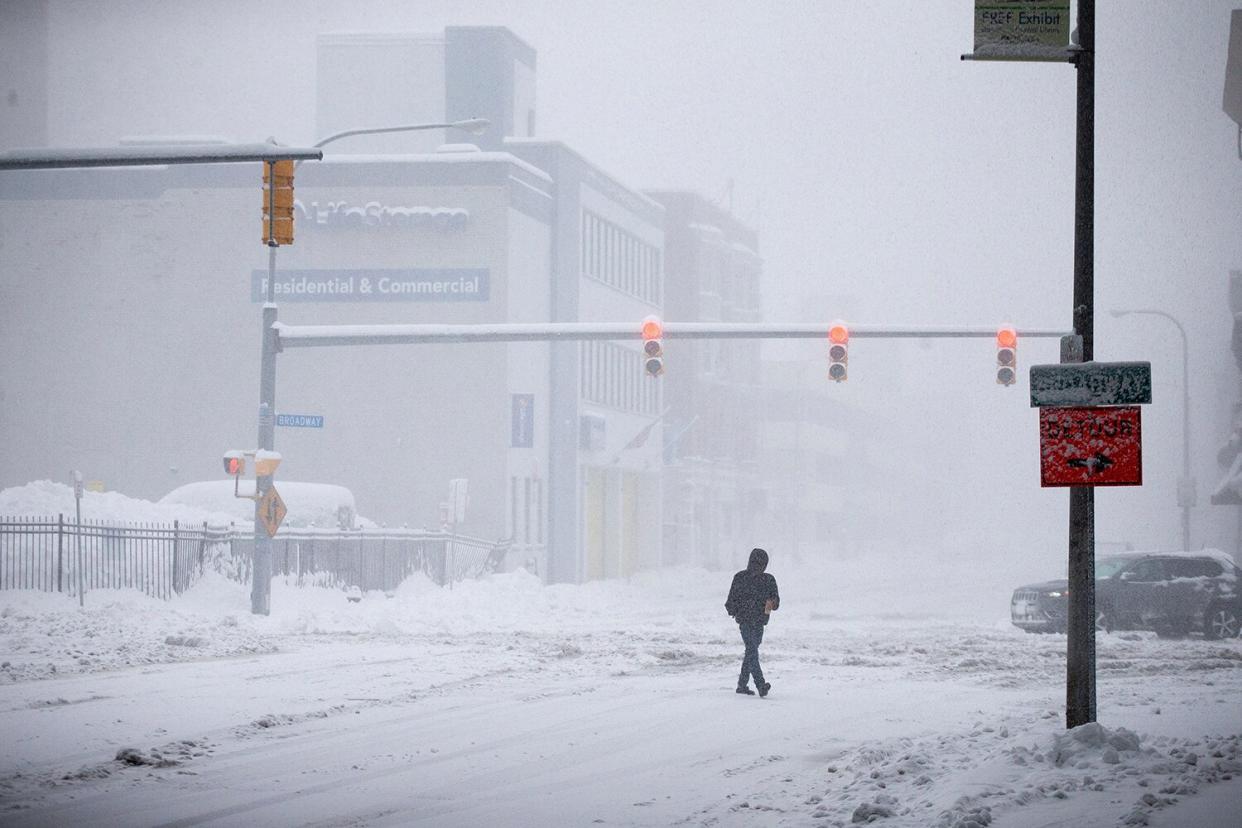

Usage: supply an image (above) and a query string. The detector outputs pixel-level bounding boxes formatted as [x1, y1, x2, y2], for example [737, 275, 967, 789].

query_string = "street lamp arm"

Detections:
[1111, 305, 1193, 550]
[313, 118, 490, 150]
[1111, 308, 1187, 346]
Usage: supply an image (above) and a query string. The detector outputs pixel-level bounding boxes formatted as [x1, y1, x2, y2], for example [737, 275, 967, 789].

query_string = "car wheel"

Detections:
[1204, 604, 1241, 640]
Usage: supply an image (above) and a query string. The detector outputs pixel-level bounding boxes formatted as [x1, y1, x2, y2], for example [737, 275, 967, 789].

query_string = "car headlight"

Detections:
[1046, 591, 1064, 598]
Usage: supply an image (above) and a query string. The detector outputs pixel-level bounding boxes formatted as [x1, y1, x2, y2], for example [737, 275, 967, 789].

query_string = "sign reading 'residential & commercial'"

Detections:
[251, 269, 490, 302]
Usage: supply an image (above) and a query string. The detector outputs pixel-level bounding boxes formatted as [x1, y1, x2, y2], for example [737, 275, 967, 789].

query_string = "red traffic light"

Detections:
[828, 321, 848, 382]
[996, 326, 1017, 386]
[642, 315, 664, 376]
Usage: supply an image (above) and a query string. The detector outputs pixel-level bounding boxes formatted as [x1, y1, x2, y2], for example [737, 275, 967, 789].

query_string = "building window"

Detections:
[581, 209, 662, 303]
[579, 341, 657, 415]
[509, 475, 518, 540]
[523, 477, 532, 544]
[535, 479, 544, 544]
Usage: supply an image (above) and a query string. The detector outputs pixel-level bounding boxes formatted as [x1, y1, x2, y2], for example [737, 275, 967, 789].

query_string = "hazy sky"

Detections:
[26, 1, 1242, 575]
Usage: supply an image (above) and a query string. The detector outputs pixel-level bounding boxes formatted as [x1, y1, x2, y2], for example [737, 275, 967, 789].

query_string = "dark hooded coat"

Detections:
[725, 548, 780, 626]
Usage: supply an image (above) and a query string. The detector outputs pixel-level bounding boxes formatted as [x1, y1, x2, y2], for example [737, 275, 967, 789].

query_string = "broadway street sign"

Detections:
[1029, 362, 1152, 408]
[276, 413, 325, 428]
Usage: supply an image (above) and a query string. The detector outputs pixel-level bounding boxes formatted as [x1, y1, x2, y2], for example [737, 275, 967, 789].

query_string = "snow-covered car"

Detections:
[1010, 551, 1242, 639]
[159, 481, 372, 530]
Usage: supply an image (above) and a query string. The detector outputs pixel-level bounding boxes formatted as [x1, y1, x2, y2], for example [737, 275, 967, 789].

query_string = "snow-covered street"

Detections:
[3, 566, 1241, 827]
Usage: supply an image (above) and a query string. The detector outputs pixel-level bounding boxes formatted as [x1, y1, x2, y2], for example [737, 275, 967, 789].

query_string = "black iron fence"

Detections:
[0, 516, 511, 600]
[0, 516, 222, 600]
[229, 529, 508, 591]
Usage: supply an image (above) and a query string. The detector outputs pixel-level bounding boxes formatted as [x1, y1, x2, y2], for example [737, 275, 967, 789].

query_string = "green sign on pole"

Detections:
[972, 0, 1071, 61]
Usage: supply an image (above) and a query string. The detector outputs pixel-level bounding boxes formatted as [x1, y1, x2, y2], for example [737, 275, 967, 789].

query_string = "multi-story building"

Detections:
[0, 25, 672, 583]
[645, 192, 764, 569]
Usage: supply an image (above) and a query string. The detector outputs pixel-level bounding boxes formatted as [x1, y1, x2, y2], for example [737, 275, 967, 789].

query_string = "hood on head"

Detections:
[747, 547, 768, 573]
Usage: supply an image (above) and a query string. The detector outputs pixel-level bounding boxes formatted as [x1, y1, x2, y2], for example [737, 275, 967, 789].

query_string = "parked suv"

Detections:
[1011, 551, 1242, 639]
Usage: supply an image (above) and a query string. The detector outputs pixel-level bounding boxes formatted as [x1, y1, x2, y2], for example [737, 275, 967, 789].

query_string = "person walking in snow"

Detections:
[725, 547, 780, 697]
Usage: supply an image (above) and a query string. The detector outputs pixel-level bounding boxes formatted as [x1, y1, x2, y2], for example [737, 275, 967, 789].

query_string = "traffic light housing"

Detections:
[828, 322, 849, 382]
[262, 159, 295, 246]
[642, 315, 664, 377]
[996, 326, 1017, 386]
[223, 451, 245, 477]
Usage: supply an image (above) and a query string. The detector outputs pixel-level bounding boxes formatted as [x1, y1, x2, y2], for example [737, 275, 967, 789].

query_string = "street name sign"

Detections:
[1029, 362, 1152, 408]
[258, 485, 288, 537]
[1039, 406, 1142, 487]
[276, 413, 324, 428]
[511, 394, 534, 448]
[970, 0, 1070, 61]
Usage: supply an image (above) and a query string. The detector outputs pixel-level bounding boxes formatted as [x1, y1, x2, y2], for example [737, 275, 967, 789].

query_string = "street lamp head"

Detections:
[451, 118, 490, 136]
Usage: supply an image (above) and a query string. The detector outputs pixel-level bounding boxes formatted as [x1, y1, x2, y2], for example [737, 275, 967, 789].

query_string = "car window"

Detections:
[1124, 558, 1167, 582]
[1096, 557, 1138, 578]
[1169, 558, 1222, 578]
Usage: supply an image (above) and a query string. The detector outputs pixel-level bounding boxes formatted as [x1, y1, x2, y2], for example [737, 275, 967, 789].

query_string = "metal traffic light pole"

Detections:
[253, 161, 281, 616]
[269, 321, 1071, 347]
[1066, 0, 1097, 730]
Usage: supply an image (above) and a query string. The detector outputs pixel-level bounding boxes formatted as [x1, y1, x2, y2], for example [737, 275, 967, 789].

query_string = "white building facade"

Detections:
[0, 25, 675, 583]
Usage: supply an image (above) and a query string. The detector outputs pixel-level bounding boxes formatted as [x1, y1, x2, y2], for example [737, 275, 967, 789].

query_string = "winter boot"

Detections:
[735, 685, 755, 695]
[758, 681, 771, 698]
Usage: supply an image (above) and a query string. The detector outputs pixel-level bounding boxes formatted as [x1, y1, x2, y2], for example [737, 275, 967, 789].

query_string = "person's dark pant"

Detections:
[737, 622, 765, 689]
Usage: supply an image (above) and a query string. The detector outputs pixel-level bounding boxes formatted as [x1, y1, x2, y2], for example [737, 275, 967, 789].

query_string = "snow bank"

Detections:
[0, 574, 273, 683]
[811, 720, 1242, 827]
[0, 480, 235, 527]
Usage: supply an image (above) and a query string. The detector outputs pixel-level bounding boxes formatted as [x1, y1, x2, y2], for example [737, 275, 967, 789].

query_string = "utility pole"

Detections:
[1066, 0, 1096, 729]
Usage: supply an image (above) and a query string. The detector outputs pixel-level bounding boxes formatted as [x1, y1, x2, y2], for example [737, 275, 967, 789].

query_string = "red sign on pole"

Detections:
[1039, 406, 1142, 487]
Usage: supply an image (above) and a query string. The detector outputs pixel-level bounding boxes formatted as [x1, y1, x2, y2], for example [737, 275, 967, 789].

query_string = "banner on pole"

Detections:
[969, 0, 1071, 62]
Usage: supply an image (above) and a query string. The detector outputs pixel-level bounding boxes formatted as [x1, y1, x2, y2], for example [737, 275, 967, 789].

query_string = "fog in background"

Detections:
[5, 1, 1241, 606]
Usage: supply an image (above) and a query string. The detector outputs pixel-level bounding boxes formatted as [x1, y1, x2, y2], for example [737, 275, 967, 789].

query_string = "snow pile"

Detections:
[242, 564, 723, 638]
[807, 720, 1242, 827]
[0, 576, 274, 683]
[0, 563, 726, 682]
[0, 480, 235, 527]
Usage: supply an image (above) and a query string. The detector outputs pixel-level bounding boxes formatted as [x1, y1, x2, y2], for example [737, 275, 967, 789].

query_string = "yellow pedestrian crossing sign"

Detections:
[258, 485, 287, 537]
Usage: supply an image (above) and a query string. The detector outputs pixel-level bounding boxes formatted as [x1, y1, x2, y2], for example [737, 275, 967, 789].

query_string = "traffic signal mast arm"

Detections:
[0, 143, 322, 170]
[272, 321, 1070, 348]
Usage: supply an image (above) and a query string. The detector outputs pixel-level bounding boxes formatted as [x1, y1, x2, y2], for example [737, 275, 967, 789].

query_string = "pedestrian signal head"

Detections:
[996, 326, 1017, 386]
[223, 451, 245, 476]
[828, 322, 849, 382]
[642, 315, 664, 377]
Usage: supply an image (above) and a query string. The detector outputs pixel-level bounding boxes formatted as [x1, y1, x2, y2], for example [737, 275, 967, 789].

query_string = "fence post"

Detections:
[381, 532, 388, 591]
[171, 520, 179, 600]
[57, 514, 64, 593]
